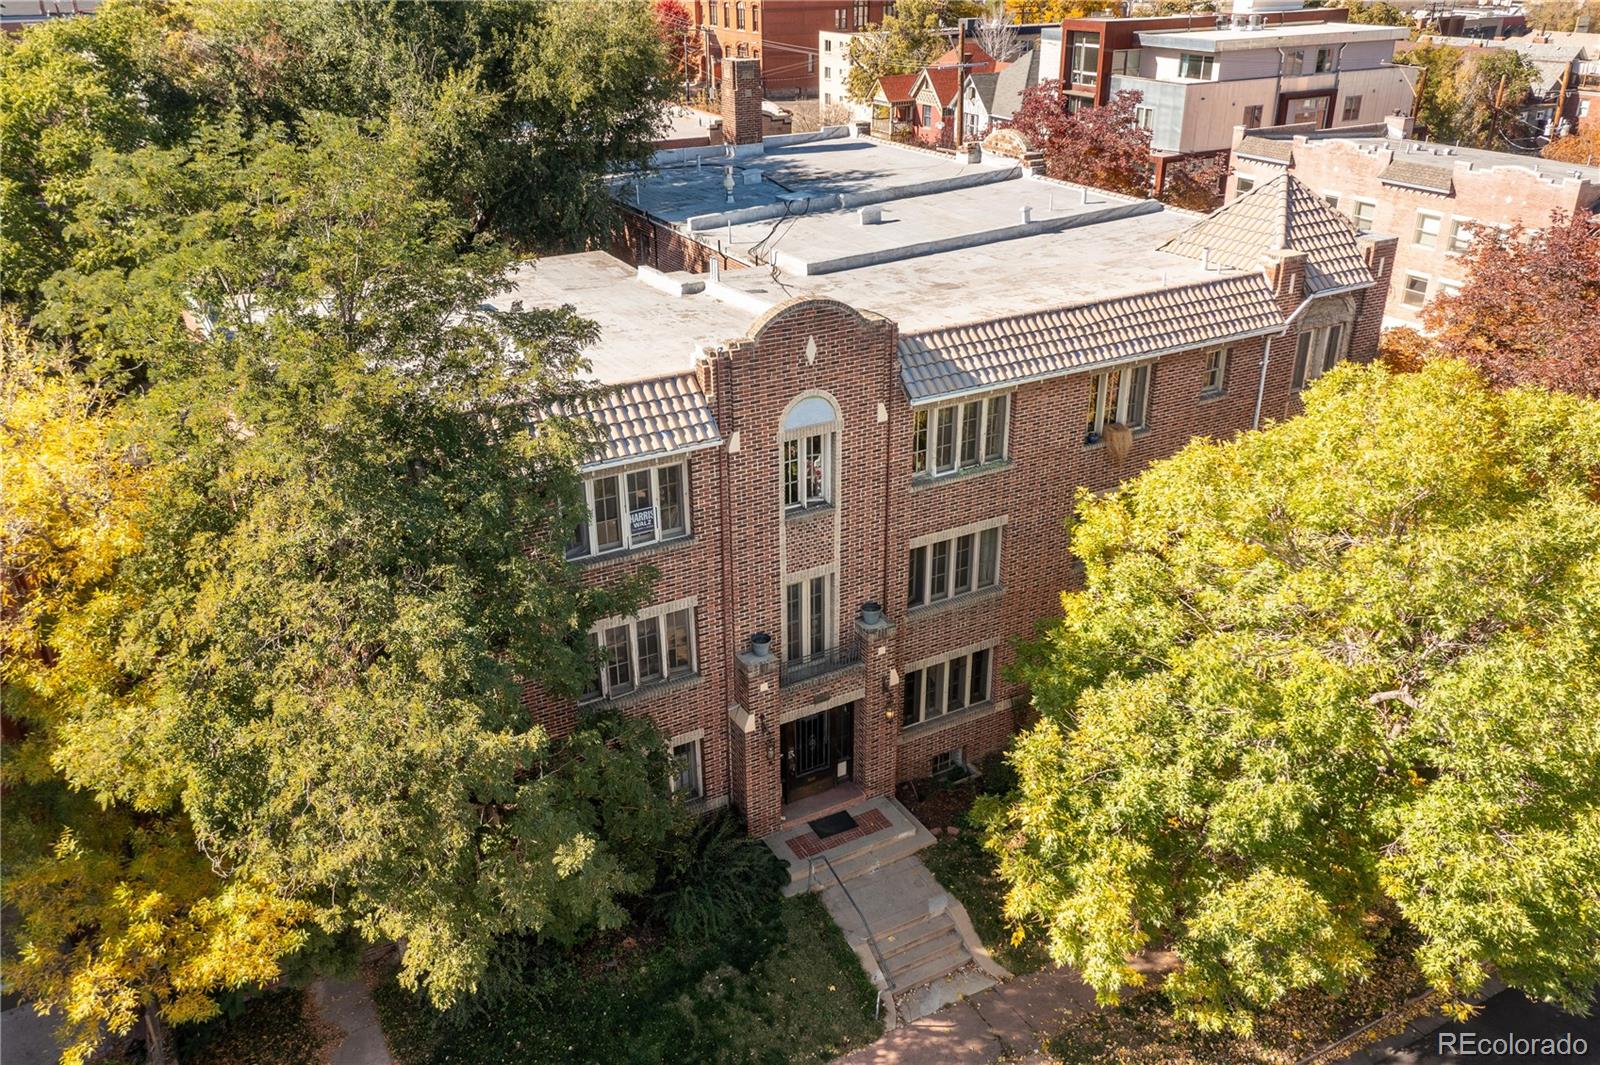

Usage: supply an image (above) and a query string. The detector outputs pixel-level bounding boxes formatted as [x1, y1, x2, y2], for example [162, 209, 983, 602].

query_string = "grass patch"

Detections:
[921, 828, 1052, 975]
[373, 892, 882, 1065]
[174, 988, 330, 1065]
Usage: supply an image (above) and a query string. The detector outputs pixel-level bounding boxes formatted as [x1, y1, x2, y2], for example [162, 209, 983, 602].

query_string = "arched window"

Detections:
[781, 394, 838, 511]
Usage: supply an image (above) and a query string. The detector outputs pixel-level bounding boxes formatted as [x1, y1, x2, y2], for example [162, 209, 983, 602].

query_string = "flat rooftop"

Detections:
[517, 132, 1245, 384]
[1284, 129, 1600, 184]
[1137, 21, 1407, 51]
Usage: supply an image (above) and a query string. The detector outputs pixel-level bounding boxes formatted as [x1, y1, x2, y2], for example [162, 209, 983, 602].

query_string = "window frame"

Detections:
[1235, 174, 1255, 193]
[907, 519, 1005, 610]
[1341, 94, 1361, 121]
[912, 392, 1010, 478]
[1201, 347, 1230, 397]
[1351, 198, 1376, 232]
[1412, 210, 1442, 249]
[902, 646, 995, 727]
[569, 460, 691, 559]
[781, 398, 837, 513]
[1178, 52, 1214, 80]
[669, 734, 705, 799]
[582, 600, 699, 703]
[784, 569, 835, 663]
[1243, 103, 1264, 129]
[1401, 272, 1430, 308]
[1292, 322, 1348, 390]
[1085, 362, 1154, 443]
[1448, 217, 1474, 254]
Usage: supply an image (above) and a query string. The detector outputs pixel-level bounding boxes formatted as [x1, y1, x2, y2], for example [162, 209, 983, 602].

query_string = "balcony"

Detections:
[781, 633, 862, 685]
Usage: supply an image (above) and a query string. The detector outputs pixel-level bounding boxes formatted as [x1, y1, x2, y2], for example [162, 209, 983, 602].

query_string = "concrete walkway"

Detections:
[834, 966, 1099, 1064]
[310, 977, 394, 1065]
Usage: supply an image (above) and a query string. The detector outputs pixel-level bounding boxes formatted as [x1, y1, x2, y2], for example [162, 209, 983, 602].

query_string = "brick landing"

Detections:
[787, 808, 892, 859]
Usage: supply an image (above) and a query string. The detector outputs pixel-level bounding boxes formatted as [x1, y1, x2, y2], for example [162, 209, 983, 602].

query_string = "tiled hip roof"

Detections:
[896, 274, 1285, 403]
[556, 371, 722, 470]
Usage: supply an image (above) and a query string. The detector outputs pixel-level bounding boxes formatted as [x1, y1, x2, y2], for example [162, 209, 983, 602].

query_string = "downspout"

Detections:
[1255, 293, 1319, 429]
[1332, 42, 1347, 128]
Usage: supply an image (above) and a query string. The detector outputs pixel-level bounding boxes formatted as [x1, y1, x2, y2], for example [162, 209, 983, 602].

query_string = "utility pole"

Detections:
[954, 18, 965, 147]
[1490, 74, 1506, 146]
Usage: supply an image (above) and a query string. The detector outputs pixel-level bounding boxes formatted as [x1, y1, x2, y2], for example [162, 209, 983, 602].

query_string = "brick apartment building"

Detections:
[514, 60, 1396, 838]
[1225, 117, 1600, 327]
[696, 0, 892, 98]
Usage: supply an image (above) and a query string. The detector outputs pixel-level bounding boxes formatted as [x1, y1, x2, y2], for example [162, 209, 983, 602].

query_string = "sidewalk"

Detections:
[833, 966, 1096, 1064]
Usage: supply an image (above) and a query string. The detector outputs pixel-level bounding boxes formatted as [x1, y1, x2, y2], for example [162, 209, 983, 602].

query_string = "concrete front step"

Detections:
[885, 927, 966, 986]
[887, 938, 971, 993]
[877, 913, 959, 965]
[768, 796, 939, 898]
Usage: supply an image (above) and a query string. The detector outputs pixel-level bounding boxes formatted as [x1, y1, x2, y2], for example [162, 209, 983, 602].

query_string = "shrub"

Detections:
[649, 811, 787, 967]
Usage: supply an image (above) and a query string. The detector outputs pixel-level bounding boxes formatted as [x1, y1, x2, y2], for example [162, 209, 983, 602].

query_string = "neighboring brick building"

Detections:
[1225, 118, 1600, 327]
[695, 0, 894, 98]
[510, 78, 1393, 838]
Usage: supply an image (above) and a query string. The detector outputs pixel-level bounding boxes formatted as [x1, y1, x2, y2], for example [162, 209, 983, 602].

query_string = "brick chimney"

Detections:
[721, 57, 763, 147]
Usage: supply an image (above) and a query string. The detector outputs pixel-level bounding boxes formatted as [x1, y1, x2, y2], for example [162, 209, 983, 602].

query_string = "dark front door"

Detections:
[781, 702, 854, 804]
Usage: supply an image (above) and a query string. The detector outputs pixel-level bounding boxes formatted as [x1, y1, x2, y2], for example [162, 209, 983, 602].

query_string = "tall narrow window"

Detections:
[594, 476, 623, 551]
[969, 648, 990, 704]
[907, 545, 927, 608]
[626, 469, 655, 546]
[604, 625, 633, 694]
[1293, 330, 1315, 389]
[924, 662, 944, 719]
[666, 609, 694, 675]
[947, 656, 967, 713]
[671, 738, 703, 798]
[1122, 364, 1152, 431]
[658, 464, 686, 538]
[1202, 348, 1228, 396]
[984, 395, 1008, 461]
[582, 632, 602, 701]
[904, 669, 923, 725]
[804, 433, 825, 502]
[785, 583, 803, 661]
[782, 396, 837, 511]
[930, 540, 950, 601]
[783, 439, 800, 507]
[977, 527, 999, 588]
[935, 407, 956, 472]
[809, 576, 826, 656]
[1322, 324, 1343, 375]
[636, 616, 662, 679]
[953, 533, 974, 595]
[958, 401, 981, 468]
[912, 409, 928, 474]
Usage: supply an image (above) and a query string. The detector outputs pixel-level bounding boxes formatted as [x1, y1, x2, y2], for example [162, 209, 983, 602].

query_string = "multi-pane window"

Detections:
[1292, 323, 1346, 389]
[1401, 273, 1429, 308]
[1070, 32, 1100, 86]
[835, 7, 847, 30]
[785, 573, 833, 662]
[1413, 211, 1442, 249]
[568, 462, 689, 558]
[902, 647, 993, 727]
[670, 736, 704, 799]
[1178, 52, 1213, 79]
[1314, 47, 1335, 73]
[751, 3, 758, 29]
[735, 0, 744, 27]
[583, 604, 697, 701]
[1280, 49, 1304, 77]
[709, 0, 717, 24]
[1135, 104, 1155, 131]
[1351, 199, 1376, 232]
[908, 523, 1002, 608]
[783, 431, 832, 509]
[912, 394, 1009, 476]
[1438, 279, 1462, 299]
[854, 0, 867, 28]
[1202, 348, 1229, 396]
[1085, 363, 1153, 443]
[1243, 104, 1264, 129]
[1448, 219, 1474, 253]
[1341, 94, 1361, 121]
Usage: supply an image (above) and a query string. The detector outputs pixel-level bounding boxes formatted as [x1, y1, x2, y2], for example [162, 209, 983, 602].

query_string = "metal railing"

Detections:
[810, 852, 892, 1022]
[780, 632, 862, 685]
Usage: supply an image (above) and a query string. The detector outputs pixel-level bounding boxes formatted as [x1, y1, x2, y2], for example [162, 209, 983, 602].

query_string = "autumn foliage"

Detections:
[1421, 212, 1600, 397]
[1011, 85, 1152, 198]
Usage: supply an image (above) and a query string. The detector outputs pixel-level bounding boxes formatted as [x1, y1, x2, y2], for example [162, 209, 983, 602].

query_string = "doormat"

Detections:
[808, 810, 858, 839]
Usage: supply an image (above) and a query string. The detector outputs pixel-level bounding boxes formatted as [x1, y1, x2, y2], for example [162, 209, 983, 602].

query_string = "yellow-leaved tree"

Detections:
[1, 320, 309, 1065]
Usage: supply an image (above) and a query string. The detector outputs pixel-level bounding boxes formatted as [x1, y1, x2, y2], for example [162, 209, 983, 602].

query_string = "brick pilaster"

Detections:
[730, 649, 783, 836]
[854, 612, 900, 800]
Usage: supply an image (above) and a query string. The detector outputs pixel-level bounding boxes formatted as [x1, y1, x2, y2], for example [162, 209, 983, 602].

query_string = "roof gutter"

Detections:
[579, 436, 724, 474]
[1251, 279, 1368, 429]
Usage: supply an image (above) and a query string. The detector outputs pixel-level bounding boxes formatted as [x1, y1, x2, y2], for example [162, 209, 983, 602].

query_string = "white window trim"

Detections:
[781, 393, 839, 511]
[783, 563, 836, 663]
[1322, 190, 1342, 210]
[583, 596, 699, 702]
[572, 460, 690, 559]
[1438, 278, 1463, 299]
[1351, 198, 1377, 232]
[668, 729, 705, 800]
[1401, 271, 1430, 308]
[1447, 216, 1475, 254]
[1085, 361, 1154, 443]
[902, 645, 995, 728]
[1413, 209, 1442, 249]
[1201, 346, 1230, 397]
[913, 390, 1011, 478]
[1178, 52, 1213, 80]
[908, 517, 1007, 609]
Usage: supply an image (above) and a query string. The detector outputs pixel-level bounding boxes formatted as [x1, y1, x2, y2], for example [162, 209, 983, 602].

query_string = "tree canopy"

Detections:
[1396, 45, 1541, 149]
[845, 0, 955, 102]
[984, 361, 1600, 1033]
[1420, 210, 1600, 397]
[1012, 86, 1152, 198]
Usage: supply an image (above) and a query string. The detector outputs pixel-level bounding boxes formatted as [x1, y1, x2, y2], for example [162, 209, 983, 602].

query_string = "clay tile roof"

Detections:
[1234, 135, 1294, 165]
[554, 371, 721, 469]
[1379, 159, 1455, 195]
[896, 274, 1284, 403]
[876, 73, 918, 103]
[1158, 173, 1374, 294]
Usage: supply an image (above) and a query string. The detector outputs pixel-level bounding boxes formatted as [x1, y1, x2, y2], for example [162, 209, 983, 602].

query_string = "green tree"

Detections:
[984, 361, 1600, 1033]
[31, 114, 675, 1010]
[846, 0, 955, 102]
[1338, 1, 1411, 25]
[2, 327, 310, 1065]
[1397, 44, 1540, 148]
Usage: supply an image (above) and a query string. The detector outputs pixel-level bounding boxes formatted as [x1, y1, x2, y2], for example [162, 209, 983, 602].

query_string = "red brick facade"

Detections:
[523, 237, 1394, 836]
[608, 205, 749, 275]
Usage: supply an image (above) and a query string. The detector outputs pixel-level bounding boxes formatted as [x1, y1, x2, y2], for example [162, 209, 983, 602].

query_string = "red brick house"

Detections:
[517, 67, 1394, 838]
[695, 0, 894, 98]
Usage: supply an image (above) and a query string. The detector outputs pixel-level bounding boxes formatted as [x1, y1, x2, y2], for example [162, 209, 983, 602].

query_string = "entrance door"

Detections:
[781, 702, 854, 804]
